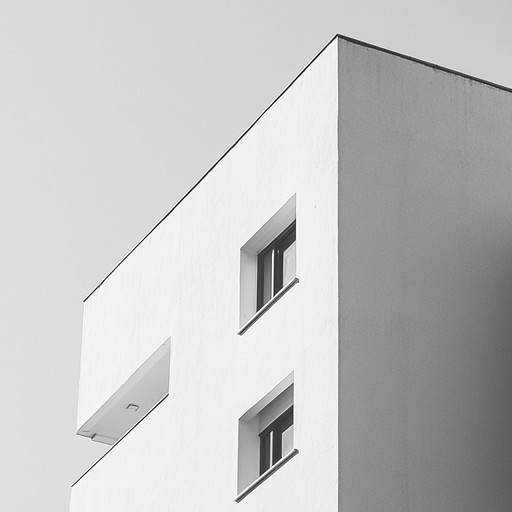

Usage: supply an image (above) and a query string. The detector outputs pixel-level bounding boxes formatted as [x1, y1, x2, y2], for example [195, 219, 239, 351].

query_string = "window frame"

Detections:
[236, 374, 297, 501]
[256, 221, 296, 311]
[258, 406, 294, 475]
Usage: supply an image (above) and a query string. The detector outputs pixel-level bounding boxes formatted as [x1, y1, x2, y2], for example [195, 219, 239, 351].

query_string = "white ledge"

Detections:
[235, 448, 299, 502]
[238, 278, 299, 335]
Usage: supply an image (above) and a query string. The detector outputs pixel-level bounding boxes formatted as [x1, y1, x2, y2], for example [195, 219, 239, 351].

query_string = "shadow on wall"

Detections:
[408, 232, 512, 509]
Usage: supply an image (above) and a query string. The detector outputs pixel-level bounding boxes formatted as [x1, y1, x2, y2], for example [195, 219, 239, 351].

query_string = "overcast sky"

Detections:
[1, 1, 511, 511]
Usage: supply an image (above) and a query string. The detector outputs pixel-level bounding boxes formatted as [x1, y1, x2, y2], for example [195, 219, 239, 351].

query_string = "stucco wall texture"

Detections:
[72, 37, 512, 512]
[72, 40, 339, 511]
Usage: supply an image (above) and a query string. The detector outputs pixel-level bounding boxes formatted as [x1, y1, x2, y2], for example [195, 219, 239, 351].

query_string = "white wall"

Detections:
[338, 38, 512, 512]
[72, 38, 339, 511]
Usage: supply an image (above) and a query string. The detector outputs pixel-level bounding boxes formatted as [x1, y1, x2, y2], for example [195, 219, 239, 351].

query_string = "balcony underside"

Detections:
[77, 339, 170, 445]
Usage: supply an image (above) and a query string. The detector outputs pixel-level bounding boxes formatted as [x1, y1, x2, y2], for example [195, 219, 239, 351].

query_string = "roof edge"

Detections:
[83, 34, 339, 302]
[84, 34, 512, 302]
[337, 35, 512, 94]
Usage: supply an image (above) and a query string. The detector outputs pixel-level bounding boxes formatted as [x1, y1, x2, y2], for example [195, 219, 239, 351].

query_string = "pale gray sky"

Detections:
[1, 1, 511, 511]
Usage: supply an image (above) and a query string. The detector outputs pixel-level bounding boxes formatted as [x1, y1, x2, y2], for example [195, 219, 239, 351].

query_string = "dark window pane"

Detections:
[257, 248, 273, 310]
[272, 426, 282, 465]
[259, 430, 271, 475]
[259, 406, 294, 473]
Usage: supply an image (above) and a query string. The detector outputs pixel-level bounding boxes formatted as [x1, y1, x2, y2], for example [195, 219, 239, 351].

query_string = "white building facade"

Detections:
[71, 36, 512, 512]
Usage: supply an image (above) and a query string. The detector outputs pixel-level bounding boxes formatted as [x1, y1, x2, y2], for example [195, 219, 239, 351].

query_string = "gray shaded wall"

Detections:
[338, 38, 512, 512]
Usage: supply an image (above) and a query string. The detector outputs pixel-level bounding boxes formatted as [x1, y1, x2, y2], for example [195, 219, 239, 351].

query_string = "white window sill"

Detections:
[238, 277, 299, 335]
[235, 448, 299, 502]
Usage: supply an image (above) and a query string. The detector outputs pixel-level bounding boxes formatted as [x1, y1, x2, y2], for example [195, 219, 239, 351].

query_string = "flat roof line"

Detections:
[337, 35, 512, 94]
[84, 34, 512, 302]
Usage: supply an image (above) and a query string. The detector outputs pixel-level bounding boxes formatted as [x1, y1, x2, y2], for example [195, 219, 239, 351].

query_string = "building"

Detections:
[70, 35, 512, 511]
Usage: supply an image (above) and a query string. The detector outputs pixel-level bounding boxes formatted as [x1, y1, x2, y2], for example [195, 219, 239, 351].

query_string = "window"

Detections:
[259, 406, 293, 474]
[237, 374, 298, 501]
[257, 222, 296, 310]
[239, 196, 298, 332]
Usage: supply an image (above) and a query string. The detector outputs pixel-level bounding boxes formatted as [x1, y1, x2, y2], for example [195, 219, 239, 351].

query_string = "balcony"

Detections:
[77, 339, 170, 445]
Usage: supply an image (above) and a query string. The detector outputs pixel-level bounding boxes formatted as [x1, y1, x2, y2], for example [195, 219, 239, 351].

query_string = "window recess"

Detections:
[239, 195, 297, 331]
[237, 373, 296, 500]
